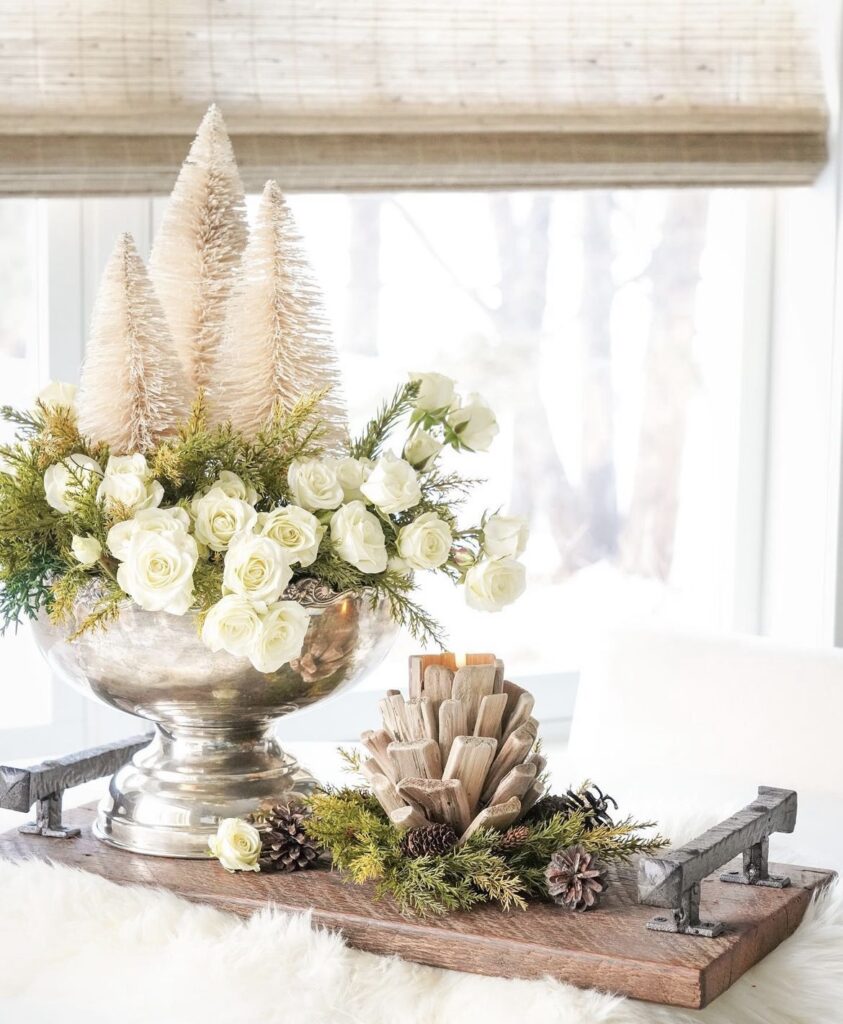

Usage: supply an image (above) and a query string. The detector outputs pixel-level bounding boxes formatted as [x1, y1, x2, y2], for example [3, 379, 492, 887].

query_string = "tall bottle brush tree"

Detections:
[76, 234, 192, 453]
[212, 180, 348, 447]
[149, 104, 248, 397]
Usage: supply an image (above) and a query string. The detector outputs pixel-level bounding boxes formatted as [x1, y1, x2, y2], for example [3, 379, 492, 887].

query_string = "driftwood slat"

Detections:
[360, 729, 396, 781]
[397, 778, 472, 832]
[442, 736, 497, 815]
[473, 693, 508, 740]
[388, 739, 442, 781]
[481, 724, 537, 803]
[389, 805, 429, 829]
[438, 699, 468, 766]
[487, 762, 537, 808]
[371, 774, 406, 816]
[422, 665, 454, 713]
[0, 809, 834, 1010]
[500, 692, 536, 742]
[452, 665, 497, 733]
[460, 796, 522, 843]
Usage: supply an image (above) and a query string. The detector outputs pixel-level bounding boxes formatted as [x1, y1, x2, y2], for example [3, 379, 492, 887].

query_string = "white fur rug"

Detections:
[0, 854, 840, 1024]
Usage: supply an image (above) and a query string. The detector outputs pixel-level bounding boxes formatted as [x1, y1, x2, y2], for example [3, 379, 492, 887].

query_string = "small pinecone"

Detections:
[526, 785, 617, 830]
[399, 823, 458, 858]
[248, 803, 322, 873]
[545, 844, 608, 912]
[495, 824, 530, 853]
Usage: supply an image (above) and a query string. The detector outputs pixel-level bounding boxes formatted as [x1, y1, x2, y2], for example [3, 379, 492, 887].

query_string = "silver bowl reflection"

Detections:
[32, 579, 397, 858]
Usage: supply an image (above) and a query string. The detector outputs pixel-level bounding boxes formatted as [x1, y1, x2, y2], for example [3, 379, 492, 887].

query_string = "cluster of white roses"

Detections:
[38, 372, 528, 673]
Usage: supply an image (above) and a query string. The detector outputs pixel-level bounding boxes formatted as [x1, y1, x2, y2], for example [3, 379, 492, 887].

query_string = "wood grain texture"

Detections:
[0, 808, 835, 1009]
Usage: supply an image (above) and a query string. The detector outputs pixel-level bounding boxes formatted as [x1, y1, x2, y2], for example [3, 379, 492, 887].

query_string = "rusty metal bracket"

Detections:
[637, 786, 797, 937]
[0, 734, 150, 838]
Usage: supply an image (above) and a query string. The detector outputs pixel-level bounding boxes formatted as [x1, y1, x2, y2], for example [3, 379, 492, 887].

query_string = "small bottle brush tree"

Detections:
[211, 180, 348, 447]
[77, 234, 192, 453]
[148, 104, 248, 397]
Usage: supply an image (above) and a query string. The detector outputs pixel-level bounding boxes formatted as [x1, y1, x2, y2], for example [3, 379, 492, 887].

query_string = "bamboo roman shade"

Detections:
[0, 0, 827, 194]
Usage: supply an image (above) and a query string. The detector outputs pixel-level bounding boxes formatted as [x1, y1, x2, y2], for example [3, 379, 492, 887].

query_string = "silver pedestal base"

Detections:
[93, 726, 318, 858]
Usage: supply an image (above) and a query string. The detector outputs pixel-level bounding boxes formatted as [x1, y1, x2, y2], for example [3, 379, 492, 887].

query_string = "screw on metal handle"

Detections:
[637, 786, 797, 937]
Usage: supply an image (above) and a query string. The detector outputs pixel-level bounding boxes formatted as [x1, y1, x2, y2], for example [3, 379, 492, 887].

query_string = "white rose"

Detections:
[330, 501, 388, 574]
[193, 487, 258, 552]
[464, 557, 526, 612]
[107, 506, 192, 560]
[116, 530, 198, 615]
[222, 533, 292, 604]
[396, 512, 452, 570]
[38, 380, 77, 409]
[483, 515, 529, 559]
[97, 453, 163, 513]
[256, 505, 324, 567]
[250, 600, 311, 673]
[201, 595, 264, 658]
[334, 457, 372, 502]
[71, 535, 102, 566]
[288, 459, 344, 512]
[208, 818, 261, 873]
[191, 471, 258, 512]
[360, 454, 421, 514]
[43, 454, 103, 513]
[403, 429, 442, 470]
[387, 555, 413, 577]
[447, 393, 499, 452]
[410, 372, 456, 413]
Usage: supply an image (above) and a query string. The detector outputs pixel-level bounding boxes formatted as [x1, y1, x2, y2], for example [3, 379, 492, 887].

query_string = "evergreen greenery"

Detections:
[305, 784, 668, 917]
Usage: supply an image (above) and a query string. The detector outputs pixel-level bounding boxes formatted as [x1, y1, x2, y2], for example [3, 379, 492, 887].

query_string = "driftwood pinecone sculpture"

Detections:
[545, 844, 608, 911]
[248, 803, 322, 872]
[360, 660, 546, 843]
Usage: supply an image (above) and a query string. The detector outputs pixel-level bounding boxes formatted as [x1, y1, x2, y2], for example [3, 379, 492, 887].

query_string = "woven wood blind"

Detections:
[0, 0, 827, 194]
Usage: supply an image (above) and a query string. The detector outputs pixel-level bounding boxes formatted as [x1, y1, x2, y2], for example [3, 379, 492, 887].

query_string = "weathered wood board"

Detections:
[0, 807, 834, 1009]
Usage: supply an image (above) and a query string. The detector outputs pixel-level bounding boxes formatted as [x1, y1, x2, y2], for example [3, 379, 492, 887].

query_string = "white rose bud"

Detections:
[250, 600, 311, 673]
[410, 371, 456, 413]
[222, 533, 292, 605]
[403, 429, 443, 470]
[330, 501, 388, 574]
[208, 818, 261, 873]
[334, 457, 373, 502]
[360, 454, 421, 514]
[97, 453, 163, 513]
[256, 505, 324, 568]
[43, 454, 103, 513]
[288, 459, 344, 512]
[483, 515, 529, 559]
[201, 595, 264, 658]
[107, 506, 191, 561]
[464, 557, 526, 612]
[208, 470, 258, 506]
[193, 487, 258, 552]
[71, 534, 102, 566]
[387, 555, 413, 577]
[447, 393, 499, 452]
[38, 380, 77, 409]
[116, 530, 198, 615]
[396, 512, 452, 571]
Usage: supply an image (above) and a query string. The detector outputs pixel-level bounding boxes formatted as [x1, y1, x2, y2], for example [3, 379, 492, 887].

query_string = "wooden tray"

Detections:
[0, 806, 834, 1009]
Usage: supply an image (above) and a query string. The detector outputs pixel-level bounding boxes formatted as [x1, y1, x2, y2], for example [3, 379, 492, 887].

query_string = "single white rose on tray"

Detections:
[288, 458, 344, 512]
[71, 534, 102, 566]
[193, 486, 258, 552]
[464, 556, 526, 612]
[403, 429, 442, 470]
[44, 454, 103, 513]
[208, 818, 261, 873]
[257, 505, 324, 568]
[251, 600, 310, 673]
[222, 532, 293, 604]
[360, 453, 421, 514]
[201, 594, 263, 658]
[410, 371, 455, 413]
[330, 500, 388, 574]
[37, 380, 77, 410]
[447, 393, 499, 452]
[483, 514, 529, 559]
[334, 456, 372, 503]
[97, 453, 164, 513]
[397, 511, 452, 570]
[116, 529, 198, 615]
[106, 506, 191, 560]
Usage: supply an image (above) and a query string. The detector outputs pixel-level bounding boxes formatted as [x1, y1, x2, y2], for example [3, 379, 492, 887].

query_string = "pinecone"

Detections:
[545, 844, 608, 911]
[399, 823, 458, 858]
[525, 785, 617, 830]
[248, 803, 322, 872]
[495, 824, 530, 853]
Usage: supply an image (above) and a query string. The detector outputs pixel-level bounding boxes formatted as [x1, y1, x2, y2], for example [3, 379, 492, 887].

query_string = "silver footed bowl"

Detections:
[32, 579, 397, 858]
